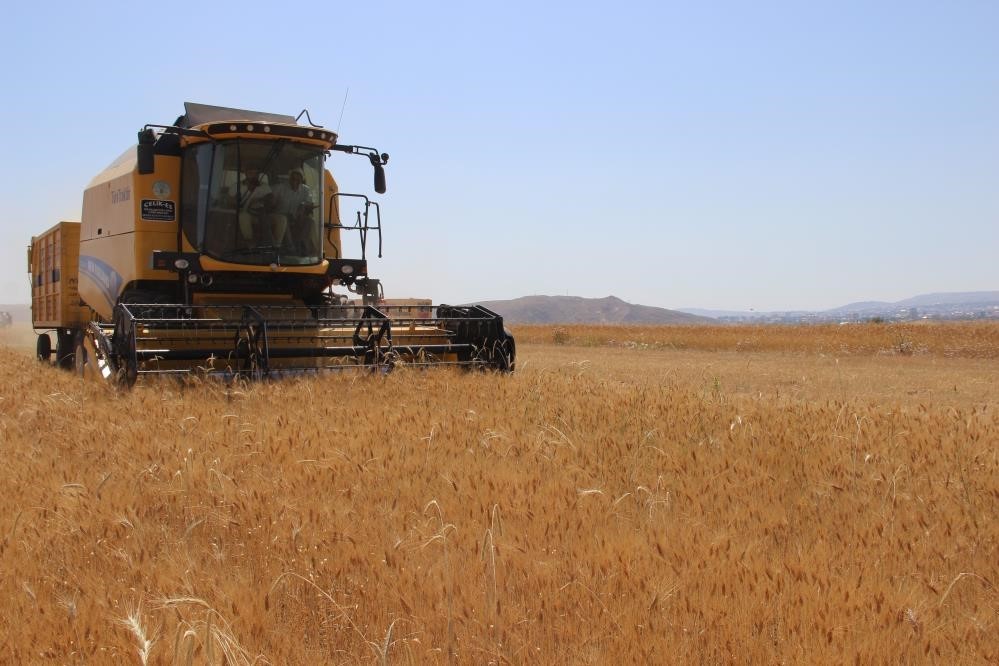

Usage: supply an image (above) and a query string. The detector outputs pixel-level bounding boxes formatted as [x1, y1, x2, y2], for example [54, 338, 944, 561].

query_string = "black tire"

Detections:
[36, 333, 52, 362]
[74, 329, 100, 380]
[56, 329, 76, 370]
[74, 337, 86, 376]
[110, 305, 139, 388]
[501, 329, 516, 372]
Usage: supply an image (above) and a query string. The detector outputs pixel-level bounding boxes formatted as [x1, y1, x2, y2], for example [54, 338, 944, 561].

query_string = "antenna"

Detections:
[336, 87, 350, 134]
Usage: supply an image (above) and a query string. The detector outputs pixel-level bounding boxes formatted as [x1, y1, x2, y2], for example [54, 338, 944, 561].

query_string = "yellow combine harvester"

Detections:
[28, 103, 514, 384]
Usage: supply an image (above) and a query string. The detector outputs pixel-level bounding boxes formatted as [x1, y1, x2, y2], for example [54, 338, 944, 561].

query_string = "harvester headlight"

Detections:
[187, 274, 199, 284]
[341, 265, 354, 275]
[229, 124, 237, 131]
[247, 124, 254, 132]
[174, 258, 190, 270]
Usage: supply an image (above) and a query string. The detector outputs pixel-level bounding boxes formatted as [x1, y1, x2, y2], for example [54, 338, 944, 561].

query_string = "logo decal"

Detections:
[111, 187, 131, 204]
[152, 181, 172, 199]
[79, 255, 124, 308]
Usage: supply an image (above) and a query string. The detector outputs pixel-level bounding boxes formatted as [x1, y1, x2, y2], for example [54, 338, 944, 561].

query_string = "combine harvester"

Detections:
[28, 103, 514, 384]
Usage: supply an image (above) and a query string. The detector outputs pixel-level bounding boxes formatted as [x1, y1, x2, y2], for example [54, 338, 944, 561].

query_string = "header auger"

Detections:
[29, 103, 514, 384]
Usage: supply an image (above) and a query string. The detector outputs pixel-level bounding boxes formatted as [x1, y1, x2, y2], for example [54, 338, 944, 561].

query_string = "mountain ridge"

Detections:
[467, 295, 714, 324]
[681, 291, 999, 319]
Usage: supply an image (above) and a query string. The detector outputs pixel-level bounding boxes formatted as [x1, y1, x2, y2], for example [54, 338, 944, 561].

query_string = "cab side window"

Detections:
[180, 144, 213, 249]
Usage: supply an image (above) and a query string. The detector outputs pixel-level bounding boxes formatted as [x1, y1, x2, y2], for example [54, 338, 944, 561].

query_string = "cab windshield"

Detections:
[181, 139, 324, 266]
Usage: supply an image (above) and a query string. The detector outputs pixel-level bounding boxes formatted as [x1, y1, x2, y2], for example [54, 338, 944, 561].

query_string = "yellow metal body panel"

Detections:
[79, 150, 183, 319]
[29, 221, 89, 328]
[324, 170, 343, 256]
[78, 230, 178, 319]
[81, 154, 181, 241]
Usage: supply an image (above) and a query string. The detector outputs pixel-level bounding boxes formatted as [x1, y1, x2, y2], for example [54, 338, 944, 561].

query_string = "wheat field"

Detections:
[0, 323, 995, 664]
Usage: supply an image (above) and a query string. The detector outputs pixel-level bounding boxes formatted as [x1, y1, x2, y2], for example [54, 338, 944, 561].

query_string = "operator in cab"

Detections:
[272, 168, 318, 256]
[235, 169, 286, 246]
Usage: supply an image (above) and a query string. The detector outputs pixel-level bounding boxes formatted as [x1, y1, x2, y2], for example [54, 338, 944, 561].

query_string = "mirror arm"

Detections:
[332, 144, 389, 193]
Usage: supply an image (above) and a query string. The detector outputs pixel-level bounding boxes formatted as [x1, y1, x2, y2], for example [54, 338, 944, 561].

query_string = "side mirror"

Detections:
[137, 129, 156, 175]
[369, 152, 389, 194]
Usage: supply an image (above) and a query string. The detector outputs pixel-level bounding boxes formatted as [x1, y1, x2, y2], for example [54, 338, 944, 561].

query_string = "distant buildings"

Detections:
[716, 303, 999, 324]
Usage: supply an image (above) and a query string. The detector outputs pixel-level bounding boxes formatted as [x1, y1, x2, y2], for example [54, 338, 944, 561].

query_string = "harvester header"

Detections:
[28, 102, 514, 384]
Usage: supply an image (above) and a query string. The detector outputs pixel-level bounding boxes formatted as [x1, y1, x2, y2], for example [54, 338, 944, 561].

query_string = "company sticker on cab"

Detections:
[141, 199, 176, 222]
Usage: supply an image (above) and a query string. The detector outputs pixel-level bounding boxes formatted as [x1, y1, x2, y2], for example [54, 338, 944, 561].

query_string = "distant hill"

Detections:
[824, 301, 893, 314]
[895, 291, 999, 307]
[825, 291, 999, 314]
[680, 291, 999, 319]
[678, 307, 767, 319]
[468, 295, 714, 324]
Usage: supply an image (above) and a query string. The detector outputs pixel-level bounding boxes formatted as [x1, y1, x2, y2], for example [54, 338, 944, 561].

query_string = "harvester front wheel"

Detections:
[109, 305, 139, 388]
[36, 333, 52, 363]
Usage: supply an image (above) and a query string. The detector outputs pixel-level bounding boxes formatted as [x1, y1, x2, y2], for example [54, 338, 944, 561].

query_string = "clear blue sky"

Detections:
[2, 1, 996, 311]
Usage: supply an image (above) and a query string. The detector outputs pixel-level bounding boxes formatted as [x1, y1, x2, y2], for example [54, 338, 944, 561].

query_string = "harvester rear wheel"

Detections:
[497, 335, 515, 372]
[56, 329, 75, 370]
[36, 333, 52, 363]
[472, 330, 515, 372]
[494, 328, 516, 372]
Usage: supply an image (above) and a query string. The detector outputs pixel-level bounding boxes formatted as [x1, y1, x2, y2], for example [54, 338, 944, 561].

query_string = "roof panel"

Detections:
[181, 102, 300, 127]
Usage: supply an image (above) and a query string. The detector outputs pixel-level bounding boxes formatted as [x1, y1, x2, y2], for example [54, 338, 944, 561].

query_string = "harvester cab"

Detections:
[29, 103, 514, 383]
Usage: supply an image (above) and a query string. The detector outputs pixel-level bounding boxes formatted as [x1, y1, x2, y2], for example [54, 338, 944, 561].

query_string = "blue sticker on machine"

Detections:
[79, 255, 124, 308]
[141, 199, 176, 221]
